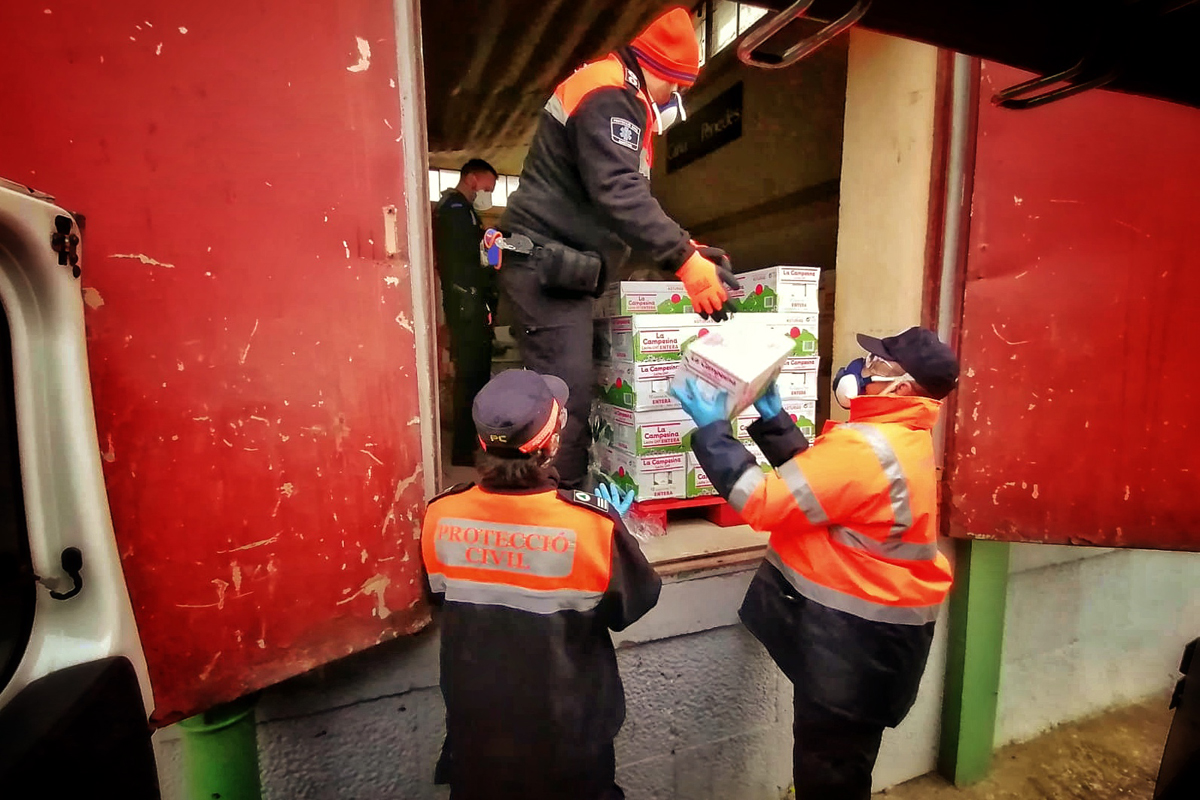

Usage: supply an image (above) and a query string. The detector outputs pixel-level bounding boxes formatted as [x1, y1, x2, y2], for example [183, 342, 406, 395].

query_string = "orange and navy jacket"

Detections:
[421, 478, 660, 774]
[501, 47, 694, 282]
[689, 395, 953, 726]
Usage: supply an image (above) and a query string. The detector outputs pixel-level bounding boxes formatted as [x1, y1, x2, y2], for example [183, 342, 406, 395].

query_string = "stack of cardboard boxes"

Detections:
[591, 266, 822, 502]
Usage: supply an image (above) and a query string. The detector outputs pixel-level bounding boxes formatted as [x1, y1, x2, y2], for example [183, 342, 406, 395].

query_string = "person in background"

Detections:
[672, 327, 960, 800]
[422, 369, 655, 800]
[498, 6, 736, 488]
[433, 158, 499, 466]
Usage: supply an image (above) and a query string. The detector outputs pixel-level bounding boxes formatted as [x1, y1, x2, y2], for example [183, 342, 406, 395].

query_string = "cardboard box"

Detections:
[782, 355, 820, 374]
[789, 400, 818, 439]
[597, 359, 681, 411]
[733, 400, 818, 441]
[593, 403, 695, 455]
[595, 445, 687, 501]
[597, 281, 694, 317]
[590, 404, 797, 458]
[778, 355, 819, 400]
[687, 313, 819, 357]
[776, 369, 818, 402]
[686, 444, 770, 498]
[597, 313, 818, 364]
[769, 313, 821, 358]
[685, 454, 718, 497]
[733, 266, 821, 314]
[671, 324, 794, 418]
[733, 409, 758, 442]
[602, 314, 713, 362]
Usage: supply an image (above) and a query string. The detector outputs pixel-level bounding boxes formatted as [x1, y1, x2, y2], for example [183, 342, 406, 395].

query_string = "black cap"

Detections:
[856, 328, 960, 400]
[473, 370, 569, 455]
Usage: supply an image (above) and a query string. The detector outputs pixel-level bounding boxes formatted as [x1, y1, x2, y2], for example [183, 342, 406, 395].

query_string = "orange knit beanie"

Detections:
[630, 7, 701, 87]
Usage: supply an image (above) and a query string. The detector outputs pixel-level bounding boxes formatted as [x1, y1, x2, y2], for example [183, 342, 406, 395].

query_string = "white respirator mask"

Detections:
[653, 91, 687, 135]
[472, 190, 494, 212]
[833, 354, 913, 409]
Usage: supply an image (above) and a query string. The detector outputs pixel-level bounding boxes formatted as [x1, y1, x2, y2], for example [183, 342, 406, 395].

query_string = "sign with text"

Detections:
[666, 82, 743, 173]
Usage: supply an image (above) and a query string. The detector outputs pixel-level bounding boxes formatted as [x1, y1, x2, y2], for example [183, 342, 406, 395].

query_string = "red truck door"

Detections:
[0, 0, 437, 724]
[946, 61, 1200, 551]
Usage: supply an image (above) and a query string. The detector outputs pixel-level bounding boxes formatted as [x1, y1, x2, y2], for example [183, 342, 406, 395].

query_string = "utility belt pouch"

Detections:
[532, 241, 603, 295]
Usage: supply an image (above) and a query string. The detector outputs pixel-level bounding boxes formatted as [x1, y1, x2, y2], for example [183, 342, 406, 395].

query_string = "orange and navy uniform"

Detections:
[421, 478, 660, 797]
[501, 46, 694, 284]
[690, 395, 953, 727]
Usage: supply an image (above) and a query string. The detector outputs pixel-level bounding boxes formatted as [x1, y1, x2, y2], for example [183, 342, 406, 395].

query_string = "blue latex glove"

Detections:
[596, 482, 635, 517]
[753, 381, 784, 419]
[669, 377, 729, 428]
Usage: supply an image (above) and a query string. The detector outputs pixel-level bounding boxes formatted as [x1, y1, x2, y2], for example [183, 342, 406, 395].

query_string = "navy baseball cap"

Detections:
[473, 369, 569, 455]
[856, 328, 960, 399]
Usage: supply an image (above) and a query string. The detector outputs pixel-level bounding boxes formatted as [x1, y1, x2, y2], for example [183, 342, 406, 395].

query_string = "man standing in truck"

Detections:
[499, 6, 736, 488]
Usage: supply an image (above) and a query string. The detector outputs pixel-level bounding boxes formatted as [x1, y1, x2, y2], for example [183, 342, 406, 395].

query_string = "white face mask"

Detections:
[472, 190, 493, 212]
[653, 91, 687, 135]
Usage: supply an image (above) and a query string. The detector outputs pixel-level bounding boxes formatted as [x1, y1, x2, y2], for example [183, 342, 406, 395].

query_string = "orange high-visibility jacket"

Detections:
[423, 483, 638, 613]
[420, 480, 660, 791]
[729, 396, 953, 624]
[689, 395, 953, 726]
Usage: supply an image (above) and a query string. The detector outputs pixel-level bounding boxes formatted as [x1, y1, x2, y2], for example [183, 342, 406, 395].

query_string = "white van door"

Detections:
[0, 179, 158, 798]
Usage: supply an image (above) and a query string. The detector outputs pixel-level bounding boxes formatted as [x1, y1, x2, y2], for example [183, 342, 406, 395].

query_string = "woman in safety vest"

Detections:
[672, 326, 960, 800]
[422, 369, 658, 800]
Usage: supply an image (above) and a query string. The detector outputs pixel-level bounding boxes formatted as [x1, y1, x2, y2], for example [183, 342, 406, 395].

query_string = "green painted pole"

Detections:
[938, 537, 1011, 786]
[178, 695, 263, 800]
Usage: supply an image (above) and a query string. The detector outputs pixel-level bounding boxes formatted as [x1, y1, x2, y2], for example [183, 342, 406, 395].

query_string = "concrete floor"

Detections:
[874, 695, 1174, 799]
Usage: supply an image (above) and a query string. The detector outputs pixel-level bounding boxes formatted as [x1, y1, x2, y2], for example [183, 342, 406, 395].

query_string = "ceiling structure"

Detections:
[421, 0, 677, 174]
[421, 0, 1200, 174]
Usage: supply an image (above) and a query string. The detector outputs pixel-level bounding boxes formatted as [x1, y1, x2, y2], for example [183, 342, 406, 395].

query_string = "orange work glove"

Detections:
[677, 248, 738, 321]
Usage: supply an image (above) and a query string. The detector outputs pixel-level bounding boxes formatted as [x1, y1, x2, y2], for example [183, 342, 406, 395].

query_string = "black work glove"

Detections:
[694, 245, 739, 322]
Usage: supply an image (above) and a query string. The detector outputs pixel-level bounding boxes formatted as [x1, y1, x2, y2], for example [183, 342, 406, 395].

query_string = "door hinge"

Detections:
[50, 214, 81, 278]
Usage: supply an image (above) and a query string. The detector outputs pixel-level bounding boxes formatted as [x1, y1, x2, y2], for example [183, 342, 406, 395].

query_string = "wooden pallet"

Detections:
[629, 495, 746, 528]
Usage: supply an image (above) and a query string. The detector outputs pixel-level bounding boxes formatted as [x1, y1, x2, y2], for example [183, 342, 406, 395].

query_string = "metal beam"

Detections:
[938, 537, 1010, 785]
[395, 0, 442, 498]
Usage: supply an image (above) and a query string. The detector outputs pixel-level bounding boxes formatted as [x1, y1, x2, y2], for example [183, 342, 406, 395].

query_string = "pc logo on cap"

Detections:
[472, 370, 570, 455]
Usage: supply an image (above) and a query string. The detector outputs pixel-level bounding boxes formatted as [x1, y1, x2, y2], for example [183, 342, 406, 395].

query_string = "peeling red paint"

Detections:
[0, 0, 431, 724]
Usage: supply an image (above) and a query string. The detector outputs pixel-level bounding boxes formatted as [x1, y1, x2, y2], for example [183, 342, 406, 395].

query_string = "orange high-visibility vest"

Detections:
[730, 396, 953, 625]
[422, 485, 616, 613]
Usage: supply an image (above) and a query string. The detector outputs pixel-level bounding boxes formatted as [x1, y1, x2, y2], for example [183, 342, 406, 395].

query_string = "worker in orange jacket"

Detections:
[673, 327, 960, 800]
[422, 369, 659, 800]
[500, 6, 737, 488]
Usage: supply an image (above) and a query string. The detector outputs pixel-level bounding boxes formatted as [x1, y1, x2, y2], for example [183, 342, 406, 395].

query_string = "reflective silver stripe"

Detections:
[778, 459, 828, 524]
[428, 574, 603, 615]
[727, 467, 766, 512]
[544, 95, 568, 124]
[830, 525, 940, 562]
[843, 423, 913, 535]
[638, 147, 651, 178]
[765, 550, 941, 626]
